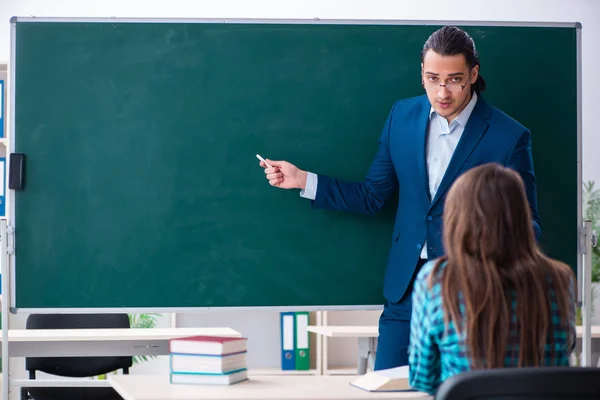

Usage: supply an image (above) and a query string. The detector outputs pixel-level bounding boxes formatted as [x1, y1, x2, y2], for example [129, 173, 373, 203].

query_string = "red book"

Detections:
[169, 336, 247, 356]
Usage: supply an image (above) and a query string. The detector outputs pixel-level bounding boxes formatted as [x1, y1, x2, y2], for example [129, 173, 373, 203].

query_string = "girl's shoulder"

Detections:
[415, 259, 447, 286]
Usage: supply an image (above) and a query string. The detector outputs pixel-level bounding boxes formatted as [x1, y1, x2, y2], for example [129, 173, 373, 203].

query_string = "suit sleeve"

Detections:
[507, 130, 542, 239]
[311, 104, 399, 215]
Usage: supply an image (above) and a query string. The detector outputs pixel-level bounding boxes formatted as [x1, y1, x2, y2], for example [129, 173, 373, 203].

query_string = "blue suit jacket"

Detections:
[312, 94, 541, 303]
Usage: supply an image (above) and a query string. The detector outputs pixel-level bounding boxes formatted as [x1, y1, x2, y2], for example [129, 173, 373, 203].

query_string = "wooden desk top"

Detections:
[308, 325, 600, 338]
[0, 327, 241, 341]
[108, 375, 431, 400]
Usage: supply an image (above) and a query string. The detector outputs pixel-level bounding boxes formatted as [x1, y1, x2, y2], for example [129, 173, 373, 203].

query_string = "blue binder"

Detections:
[280, 311, 296, 370]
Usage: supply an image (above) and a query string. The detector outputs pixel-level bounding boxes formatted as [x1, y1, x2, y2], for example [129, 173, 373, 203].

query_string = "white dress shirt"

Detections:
[300, 93, 479, 259]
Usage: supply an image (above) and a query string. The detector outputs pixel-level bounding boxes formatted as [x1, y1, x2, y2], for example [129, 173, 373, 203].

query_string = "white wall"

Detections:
[0, 0, 598, 181]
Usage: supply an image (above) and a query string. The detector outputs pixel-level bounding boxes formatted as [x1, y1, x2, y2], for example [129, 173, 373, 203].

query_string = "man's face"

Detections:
[421, 50, 479, 122]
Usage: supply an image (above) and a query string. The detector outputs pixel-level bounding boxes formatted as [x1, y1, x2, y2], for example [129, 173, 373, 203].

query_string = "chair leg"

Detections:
[22, 370, 35, 400]
[123, 366, 129, 375]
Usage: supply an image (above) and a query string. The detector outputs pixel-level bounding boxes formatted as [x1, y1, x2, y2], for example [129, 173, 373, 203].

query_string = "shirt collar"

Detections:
[429, 91, 478, 129]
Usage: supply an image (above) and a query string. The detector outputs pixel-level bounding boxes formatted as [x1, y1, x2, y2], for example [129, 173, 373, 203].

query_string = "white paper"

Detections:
[283, 315, 294, 350]
[297, 314, 309, 348]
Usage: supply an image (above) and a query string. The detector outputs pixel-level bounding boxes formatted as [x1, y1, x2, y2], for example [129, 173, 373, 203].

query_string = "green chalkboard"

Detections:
[12, 19, 579, 309]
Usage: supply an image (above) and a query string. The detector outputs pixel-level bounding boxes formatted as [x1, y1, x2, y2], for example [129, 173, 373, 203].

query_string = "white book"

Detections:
[170, 369, 248, 386]
[170, 352, 247, 374]
[350, 365, 413, 392]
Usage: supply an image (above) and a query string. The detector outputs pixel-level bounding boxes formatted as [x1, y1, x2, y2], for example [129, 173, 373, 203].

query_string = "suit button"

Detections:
[427, 216, 433, 221]
[417, 244, 422, 250]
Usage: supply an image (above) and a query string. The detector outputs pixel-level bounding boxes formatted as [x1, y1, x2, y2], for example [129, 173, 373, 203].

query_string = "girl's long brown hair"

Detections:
[430, 163, 574, 368]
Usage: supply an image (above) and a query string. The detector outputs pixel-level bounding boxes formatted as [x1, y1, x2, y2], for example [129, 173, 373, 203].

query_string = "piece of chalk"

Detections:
[256, 154, 273, 168]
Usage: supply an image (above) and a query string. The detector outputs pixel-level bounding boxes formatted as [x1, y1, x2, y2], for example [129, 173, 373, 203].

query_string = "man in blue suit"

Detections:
[259, 26, 541, 370]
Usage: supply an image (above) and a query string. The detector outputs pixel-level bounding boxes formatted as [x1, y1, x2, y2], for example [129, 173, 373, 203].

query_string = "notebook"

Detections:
[350, 365, 413, 392]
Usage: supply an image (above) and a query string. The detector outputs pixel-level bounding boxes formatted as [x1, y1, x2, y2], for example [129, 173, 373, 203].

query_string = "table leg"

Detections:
[357, 337, 378, 375]
[357, 337, 369, 375]
[367, 337, 377, 371]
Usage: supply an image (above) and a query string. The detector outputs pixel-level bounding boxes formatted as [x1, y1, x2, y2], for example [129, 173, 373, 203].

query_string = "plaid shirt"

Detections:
[408, 260, 575, 395]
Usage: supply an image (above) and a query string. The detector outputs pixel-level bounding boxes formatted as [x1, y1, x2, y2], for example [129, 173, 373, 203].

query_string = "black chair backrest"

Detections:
[25, 313, 133, 377]
[434, 367, 600, 400]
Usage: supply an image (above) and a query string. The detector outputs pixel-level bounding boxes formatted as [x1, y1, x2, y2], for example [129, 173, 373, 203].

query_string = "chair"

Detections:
[434, 366, 600, 400]
[23, 313, 133, 400]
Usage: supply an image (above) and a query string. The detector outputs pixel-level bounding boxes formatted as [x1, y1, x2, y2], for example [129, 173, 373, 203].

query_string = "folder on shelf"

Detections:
[294, 311, 310, 370]
[280, 311, 295, 370]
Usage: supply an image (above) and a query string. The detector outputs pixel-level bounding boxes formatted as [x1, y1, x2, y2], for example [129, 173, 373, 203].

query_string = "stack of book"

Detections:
[169, 335, 249, 386]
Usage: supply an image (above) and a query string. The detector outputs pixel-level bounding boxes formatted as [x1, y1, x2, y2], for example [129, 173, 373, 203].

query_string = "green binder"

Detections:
[295, 312, 310, 370]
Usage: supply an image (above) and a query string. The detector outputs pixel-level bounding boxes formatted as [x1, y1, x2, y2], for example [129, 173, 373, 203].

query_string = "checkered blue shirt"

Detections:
[408, 260, 575, 395]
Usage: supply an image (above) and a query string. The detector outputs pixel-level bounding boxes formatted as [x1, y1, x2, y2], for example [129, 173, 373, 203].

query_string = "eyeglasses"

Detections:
[422, 76, 471, 92]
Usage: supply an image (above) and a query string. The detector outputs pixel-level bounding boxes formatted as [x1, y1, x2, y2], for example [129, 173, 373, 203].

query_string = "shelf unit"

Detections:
[319, 310, 381, 375]
[168, 309, 380, 376]
[248, 368, 320, 376]
[169, 311, 325, 376]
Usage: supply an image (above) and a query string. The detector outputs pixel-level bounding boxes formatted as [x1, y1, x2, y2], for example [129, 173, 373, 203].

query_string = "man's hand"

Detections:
[259, 159, 308, 190]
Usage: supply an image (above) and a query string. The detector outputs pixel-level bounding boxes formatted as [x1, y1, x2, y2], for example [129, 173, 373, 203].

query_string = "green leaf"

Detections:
[128, 313, 161, 364]
[583, 180, 600, 283]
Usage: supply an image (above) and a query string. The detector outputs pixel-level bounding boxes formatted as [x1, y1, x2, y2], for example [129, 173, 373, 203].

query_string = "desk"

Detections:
[108, 374, 431, 400]
[308, 325, 600, 375]
[3, 327, 241, 389]
[0, 327, 241, 357]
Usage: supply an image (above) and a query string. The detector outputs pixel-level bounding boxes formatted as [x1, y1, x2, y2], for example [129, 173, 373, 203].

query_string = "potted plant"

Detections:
[583, 180, 600, 284]
[582, 180, 600, 320]
[573, 181, 600, 366]
[128, 313, 161, 364]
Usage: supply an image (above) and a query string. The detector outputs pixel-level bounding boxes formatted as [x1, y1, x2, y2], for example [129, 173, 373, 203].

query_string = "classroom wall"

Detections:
[1, 1, 599, 397]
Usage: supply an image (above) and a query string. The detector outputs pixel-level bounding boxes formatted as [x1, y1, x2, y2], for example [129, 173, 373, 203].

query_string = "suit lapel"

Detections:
[414, 97, 432, 203]
[430, 96, 492, 208]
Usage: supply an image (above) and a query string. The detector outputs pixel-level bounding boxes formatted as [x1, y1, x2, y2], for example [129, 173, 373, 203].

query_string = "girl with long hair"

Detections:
[408, 163, 575, 394]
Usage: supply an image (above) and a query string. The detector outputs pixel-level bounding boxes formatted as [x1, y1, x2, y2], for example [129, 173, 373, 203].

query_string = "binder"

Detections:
[280, 311, 295, 370]
[0, 158, 5, 217]
[294, 311, 310, 370]
[0, 80, 4, 138]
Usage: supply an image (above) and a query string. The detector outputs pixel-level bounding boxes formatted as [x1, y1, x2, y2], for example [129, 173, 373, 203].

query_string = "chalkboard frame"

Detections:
[7, 17, 582, 313]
